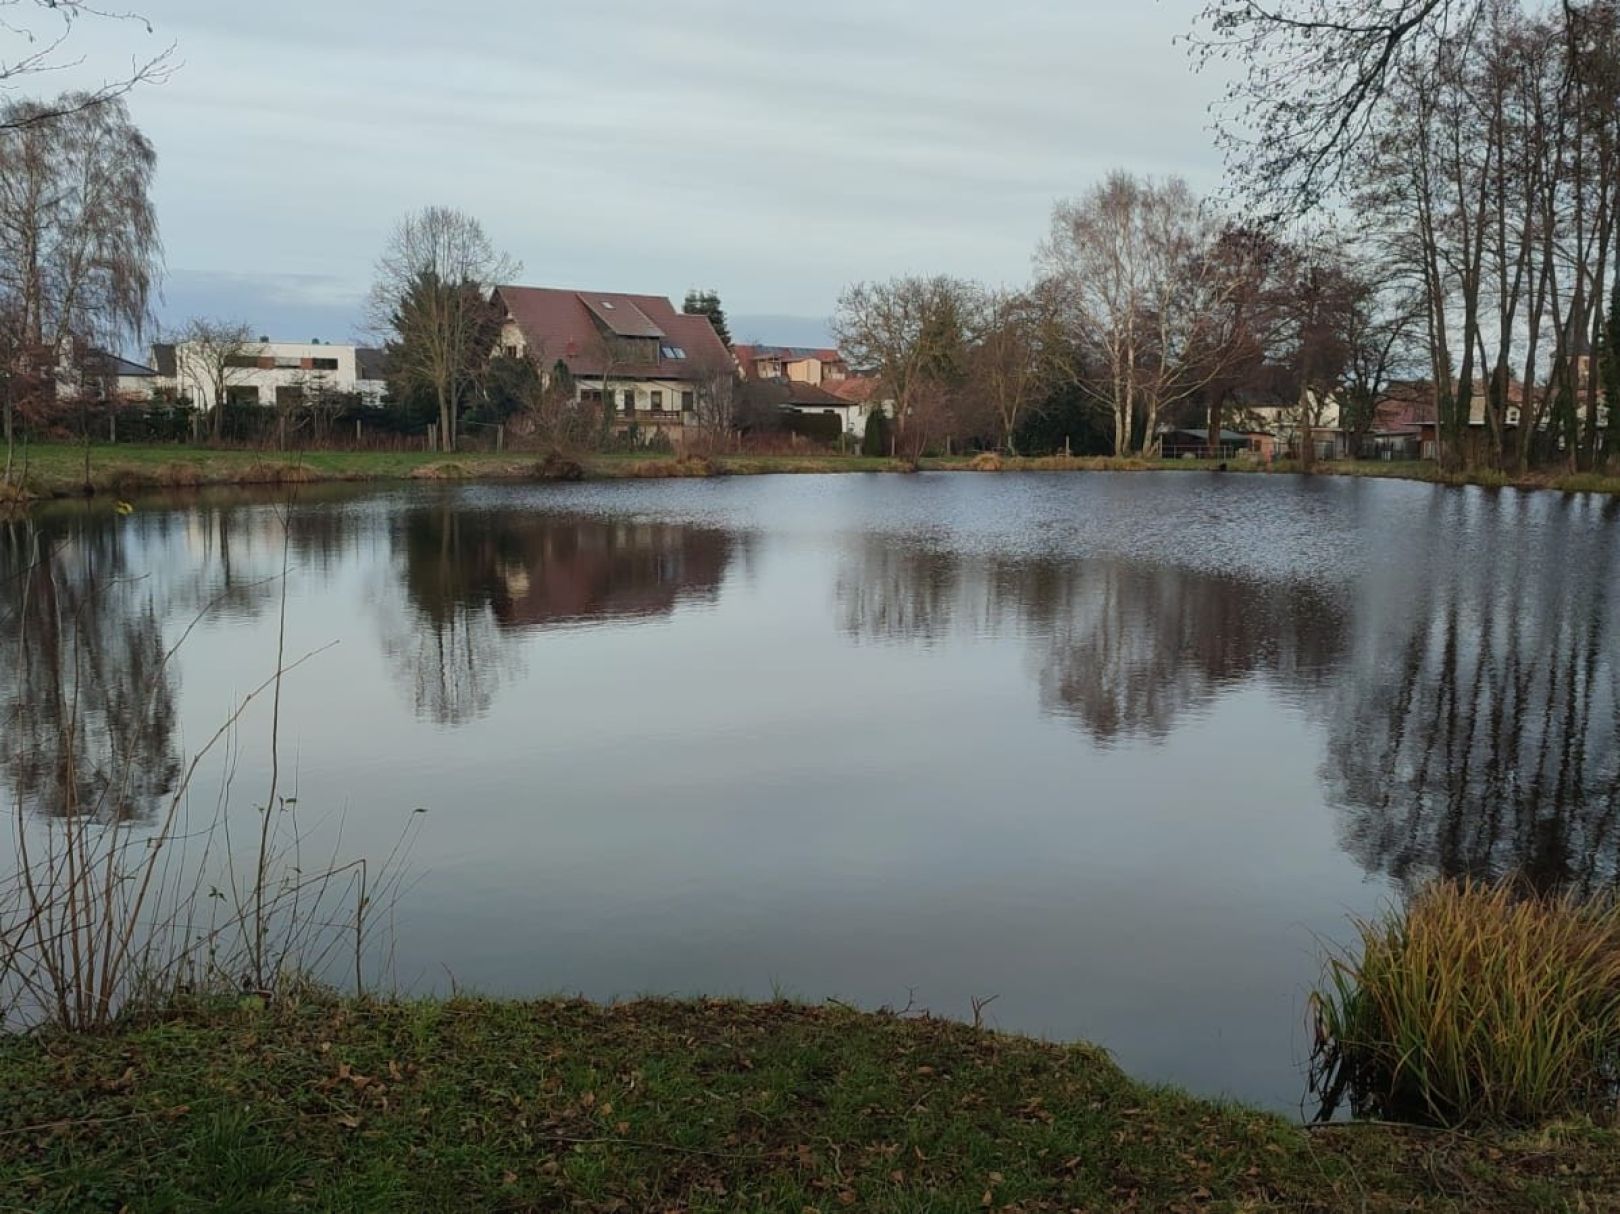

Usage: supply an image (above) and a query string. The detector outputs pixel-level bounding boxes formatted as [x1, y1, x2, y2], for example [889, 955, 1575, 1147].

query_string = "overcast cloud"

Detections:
[64, 0, 1229, 346]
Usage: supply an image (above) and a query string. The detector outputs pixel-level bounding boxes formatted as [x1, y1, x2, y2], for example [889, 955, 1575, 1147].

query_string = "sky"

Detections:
[57, 0, 1231, 349]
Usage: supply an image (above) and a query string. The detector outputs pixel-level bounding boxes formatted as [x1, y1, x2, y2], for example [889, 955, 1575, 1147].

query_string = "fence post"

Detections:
[497, 424, 505, 453]
[109, 412, 117, 444]
[1064, 435, 1071, 458]
[355, 417, 362, 445]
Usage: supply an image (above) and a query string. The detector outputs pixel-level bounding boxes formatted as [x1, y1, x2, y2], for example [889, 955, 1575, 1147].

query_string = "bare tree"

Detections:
[1340, 274, 1425, 453]
[173, 318, 254, 439]
[0, 94, 159, 480]
[833, 275, 979, 460]
[969, 288, 1052, 454]
[1038, 173, 1249, 456]
[1190, 0, 1481, 214]
[0, 2, 174, 132]
[368, 207, 517, 452]
[688, 350, 739, 450]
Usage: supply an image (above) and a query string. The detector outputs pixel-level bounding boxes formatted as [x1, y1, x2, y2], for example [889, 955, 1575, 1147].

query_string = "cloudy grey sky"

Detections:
[69, 0, 1228, 346]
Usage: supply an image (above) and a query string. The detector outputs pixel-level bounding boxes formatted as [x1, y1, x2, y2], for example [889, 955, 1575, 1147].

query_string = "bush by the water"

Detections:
[861, 410, 891, 457]
[1311, 881, 1620, 1126]
[535, 451, 585, 481]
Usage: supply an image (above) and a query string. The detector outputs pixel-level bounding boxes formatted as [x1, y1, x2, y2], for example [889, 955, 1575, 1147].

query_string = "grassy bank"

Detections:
[5, 442, 1620, 502]
[0, 444, 911, 498]
[928, 451, 1620, 494]
[2, 997, 1616, 1212]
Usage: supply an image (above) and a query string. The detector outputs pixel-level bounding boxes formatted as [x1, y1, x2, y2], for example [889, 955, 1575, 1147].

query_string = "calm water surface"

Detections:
[5, 472, 1618, 1112]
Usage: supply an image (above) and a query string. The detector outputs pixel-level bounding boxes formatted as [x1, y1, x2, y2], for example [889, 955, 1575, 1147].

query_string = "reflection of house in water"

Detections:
[386, 505, 743, 725]
[487, 521, 735, 630]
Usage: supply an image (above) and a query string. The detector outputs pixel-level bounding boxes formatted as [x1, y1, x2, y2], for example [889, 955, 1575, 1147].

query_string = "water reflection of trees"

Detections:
[0, 519, 181, 822]
[384, 499, 739, 725]
[1023, 564, 1343, 744]
[837, 510, 1620, 894]
[1325, 497, 1620, 894]
[0, 494, 370, 822]
[836, 537, 1348, 743]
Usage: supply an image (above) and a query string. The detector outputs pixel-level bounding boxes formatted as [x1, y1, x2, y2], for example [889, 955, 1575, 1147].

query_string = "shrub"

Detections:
[780, 410, 843, 445]
[536, 451, 585, 482]
[862, 411, 890, 457]
[409, 462, 470, 480]
[1311, 881, 1620, 1126]
[622, 455, 721, 478]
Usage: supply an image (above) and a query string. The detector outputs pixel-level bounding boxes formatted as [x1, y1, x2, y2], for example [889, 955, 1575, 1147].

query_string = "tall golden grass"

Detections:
[1311, 881, 1620, 1126]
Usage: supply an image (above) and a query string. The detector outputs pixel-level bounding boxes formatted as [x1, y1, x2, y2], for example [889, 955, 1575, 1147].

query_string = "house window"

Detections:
[310, 357, 339, 371]
[659, 345, 687, 360]
[621, 389, 635, 412]
[502, 344, 520, 360]
[650, 390, 664, 412]
[225, 385, 260, 406]
[681, 391, 694, 413]
[581, 389, 604, 405]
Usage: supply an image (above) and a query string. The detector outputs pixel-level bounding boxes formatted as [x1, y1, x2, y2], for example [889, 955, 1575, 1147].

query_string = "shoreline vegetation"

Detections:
[5, 443, 1620, 504]
[4, 995, 1618, 1213]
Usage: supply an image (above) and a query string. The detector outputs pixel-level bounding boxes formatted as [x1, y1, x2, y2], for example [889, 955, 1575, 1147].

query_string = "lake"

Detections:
[4, 471, 1618, 1113]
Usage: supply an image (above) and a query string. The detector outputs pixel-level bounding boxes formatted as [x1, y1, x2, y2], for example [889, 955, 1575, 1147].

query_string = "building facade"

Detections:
[491, 286, 732, 436]
[155, 340, 389, 409]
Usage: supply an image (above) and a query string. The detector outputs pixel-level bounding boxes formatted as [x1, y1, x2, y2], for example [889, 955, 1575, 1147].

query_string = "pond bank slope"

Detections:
[3, 997, 1615, 1212]
[9, 443, 1620, 500]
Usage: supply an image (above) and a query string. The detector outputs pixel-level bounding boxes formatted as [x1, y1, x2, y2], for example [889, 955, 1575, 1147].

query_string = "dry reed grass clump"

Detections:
[535, 452, 585, 482]
[624, 455, 721, 478]
[968, 452, 1004, 472]
[1311, 880, 1620, 1126]
[408, 462, 470, 481]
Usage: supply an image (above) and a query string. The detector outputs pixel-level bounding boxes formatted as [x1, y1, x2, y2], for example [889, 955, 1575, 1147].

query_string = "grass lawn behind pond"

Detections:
[3, 443, 911, 497]
[9, 441, 1620, 502]
[3, 997, 1617, 1212]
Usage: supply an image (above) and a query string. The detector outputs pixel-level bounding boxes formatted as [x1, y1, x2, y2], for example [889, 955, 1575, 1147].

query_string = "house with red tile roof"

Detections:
[491, 286, 733, 436]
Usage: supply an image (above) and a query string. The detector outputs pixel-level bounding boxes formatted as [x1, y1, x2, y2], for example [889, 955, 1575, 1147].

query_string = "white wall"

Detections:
[576, 377, 698, 420]
[172, 340, 383, 408]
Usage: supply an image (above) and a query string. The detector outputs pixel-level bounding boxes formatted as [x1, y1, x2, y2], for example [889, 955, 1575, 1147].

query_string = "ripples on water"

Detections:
[2, 471, 1617, 1110]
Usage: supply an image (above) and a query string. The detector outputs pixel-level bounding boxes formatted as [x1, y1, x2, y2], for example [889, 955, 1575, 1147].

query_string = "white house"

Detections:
[154, 339, 390, 409]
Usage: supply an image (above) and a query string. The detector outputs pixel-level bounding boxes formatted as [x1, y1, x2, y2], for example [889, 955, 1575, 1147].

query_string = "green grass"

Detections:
[5, 442, 1620, 502]
[2, 996, 1617, 1211]
[3, 443, 913, 498]
[1313, 882, 1620, 1128]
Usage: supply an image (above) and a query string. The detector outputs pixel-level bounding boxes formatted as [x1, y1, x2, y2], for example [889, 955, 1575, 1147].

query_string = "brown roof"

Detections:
[495, 286, 730, 380]
[742, 378, 859, 409]
[825, 375, 878, 403]
[580, 294, 665, 339]
[778, 379, 852, 407]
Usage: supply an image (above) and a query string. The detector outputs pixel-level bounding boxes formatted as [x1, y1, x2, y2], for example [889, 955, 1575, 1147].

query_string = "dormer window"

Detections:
[660, 345, 686, 360]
